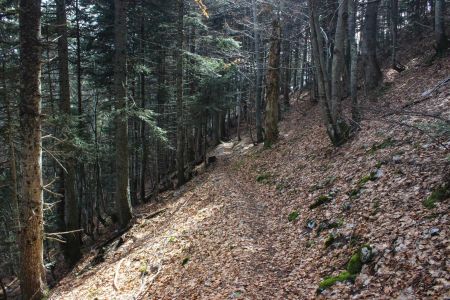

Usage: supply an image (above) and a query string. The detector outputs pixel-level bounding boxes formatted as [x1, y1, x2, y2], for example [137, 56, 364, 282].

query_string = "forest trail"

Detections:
[51, 52, 449, 299]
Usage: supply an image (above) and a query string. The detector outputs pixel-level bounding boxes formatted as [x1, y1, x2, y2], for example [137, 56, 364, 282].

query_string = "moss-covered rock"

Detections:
[309, 194, 332, 209]
[347, 245, 372, 274]
[317, 271, 355, 293]
[317, 244, 373, 293]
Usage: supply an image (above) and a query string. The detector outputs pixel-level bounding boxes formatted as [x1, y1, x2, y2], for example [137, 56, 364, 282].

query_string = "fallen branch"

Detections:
[142, 208, 167, 220]
[113, 258, 125, 291]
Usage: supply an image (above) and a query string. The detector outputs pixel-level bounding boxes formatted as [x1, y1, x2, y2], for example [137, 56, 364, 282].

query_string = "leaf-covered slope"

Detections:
[50, 55, 449, 300]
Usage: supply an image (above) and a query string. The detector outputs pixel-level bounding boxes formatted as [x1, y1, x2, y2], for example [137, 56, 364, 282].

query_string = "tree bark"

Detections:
[361, 0, 382, 89]
[309, 0, 349, 146]
[114, 0, 132, 228]
[391, 0, 398, 66]
[176, 0, 185, 187]
[18, 0, 46, 298]
[348, 0, 359, 123]
[265, 14, 281, 147]
[56, 0, 82, 265]
[435, 0, 448, 55]
[252, 0, 263, 143]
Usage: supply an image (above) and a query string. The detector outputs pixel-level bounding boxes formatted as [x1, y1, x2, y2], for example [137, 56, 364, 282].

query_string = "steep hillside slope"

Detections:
[50, 52, 449, 299]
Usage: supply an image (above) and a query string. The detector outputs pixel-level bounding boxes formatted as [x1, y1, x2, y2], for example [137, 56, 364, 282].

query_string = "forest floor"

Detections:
[50, 50, 449, 298]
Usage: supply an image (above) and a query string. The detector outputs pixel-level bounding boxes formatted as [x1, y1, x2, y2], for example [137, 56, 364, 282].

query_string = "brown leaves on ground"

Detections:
[51, 55, 449, 299]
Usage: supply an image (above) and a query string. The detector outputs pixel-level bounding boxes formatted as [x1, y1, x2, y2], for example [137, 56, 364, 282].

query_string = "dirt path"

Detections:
[142, 156, 288, 299]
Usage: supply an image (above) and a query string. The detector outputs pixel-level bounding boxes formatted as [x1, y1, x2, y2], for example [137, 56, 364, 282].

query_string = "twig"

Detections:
[113, 258, 125, 291]
[41, 145, 67, 173]
[45, 236, 66, 243]
[43, 187, 63, 198]
[46, 229, 83, 236]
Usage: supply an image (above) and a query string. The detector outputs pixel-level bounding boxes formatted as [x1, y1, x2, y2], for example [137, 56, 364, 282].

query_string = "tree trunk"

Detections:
[435, 0, 448, 56]
[309, 0, 349, 146]
[300, 33, 308, 90]
[18, 0, 46, 298]
[56, 0, 81, 265]
[139, 9, 148, 202]
[114, 0, 132, 228]
[361, 0, 382, 89]
[176, 0, 185, 187]
[348, 0, 359, 124]
[282, 39, 291, 108]
[391, 0, 398, 66]
[265, 15, 281, 147]
[252, 0, 263, 143]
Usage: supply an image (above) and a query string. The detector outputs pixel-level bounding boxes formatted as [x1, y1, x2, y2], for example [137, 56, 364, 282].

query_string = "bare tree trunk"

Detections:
[300, 33, 308, 90]
[265, 14, 281, 147]
[361, 0, 382, 89]
[139, 8, 148, 202]
[56, 0, 81, 265]
[309, 0, 349, 146]
[176, 0, 185, 187]
[252, 0, 263, 143]
[114, 0, 132, 228]
[391, 0, 398, 66]
[18, 0, 46, 298]
[349, 0, 359, 124]
[282, 39, 291, 108]
[435, 0, 448, 56]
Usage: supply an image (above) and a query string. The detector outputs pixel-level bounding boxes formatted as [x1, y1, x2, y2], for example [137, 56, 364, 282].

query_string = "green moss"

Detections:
[288, 211, 299, 222]
[422, 184, 450, 209]
[318, 271, 355, 292]
[347, 252, 362, 274]
[324, 234, 335, 248]
[347, 244, 372, 274]
[358, 172, 377, 187]
[309, 195, 332, 209]
[368, 137, 394, 154]
[347, 188, 360, 199]
[256, 173, 271, 183]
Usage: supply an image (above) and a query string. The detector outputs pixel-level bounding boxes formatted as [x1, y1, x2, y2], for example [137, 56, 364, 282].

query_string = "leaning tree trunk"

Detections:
[18, 0, 46, 298]
[176, 0, 185, 187]
[361, 0, 382, 90]
[114, 0, 132, 228]
[265, 15, 281, 147]
[435, 0, 448, 56]
[56, 0, 81, 265]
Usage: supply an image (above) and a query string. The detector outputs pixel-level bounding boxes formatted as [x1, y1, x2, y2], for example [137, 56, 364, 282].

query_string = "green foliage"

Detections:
[423, 183, 450, 209]
[182, 257, 190, 266]
[139, 261, 148, 275]
[324, 234, 335, 248]
[309, 195, 332, 209]
[288, 211, 299, 222]
[368, 137, 394, 154]
[256, 173, 271, 183]
[358, 172, 377, 187]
